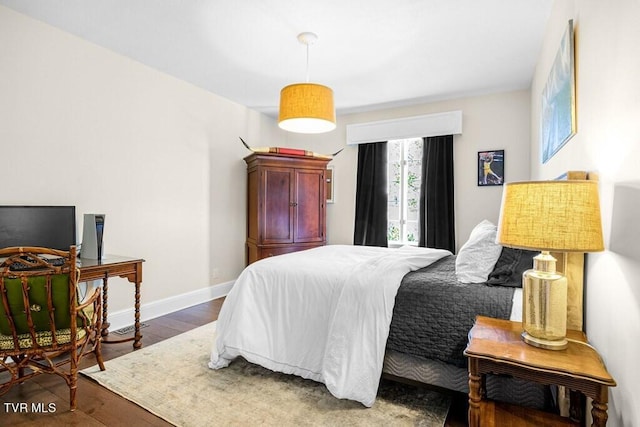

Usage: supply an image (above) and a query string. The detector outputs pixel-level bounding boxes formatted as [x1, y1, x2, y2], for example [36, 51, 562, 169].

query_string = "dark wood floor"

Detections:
[1, 298, 469, 426]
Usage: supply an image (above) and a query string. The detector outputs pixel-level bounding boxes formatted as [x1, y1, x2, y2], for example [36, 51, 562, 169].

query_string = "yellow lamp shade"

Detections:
[496, 180, 604, 252]
[278, 83, 336, 134]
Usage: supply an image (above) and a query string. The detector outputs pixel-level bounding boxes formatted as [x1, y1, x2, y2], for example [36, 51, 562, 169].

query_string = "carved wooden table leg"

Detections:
[468, 357, 483, 427]
[101, 275, 110, 337]
[591, 386, 609, 427]
[133, 279, 142, 349]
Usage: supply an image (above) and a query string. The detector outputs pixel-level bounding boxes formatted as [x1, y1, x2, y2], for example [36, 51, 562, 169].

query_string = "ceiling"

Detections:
[0, 0, 553, 117]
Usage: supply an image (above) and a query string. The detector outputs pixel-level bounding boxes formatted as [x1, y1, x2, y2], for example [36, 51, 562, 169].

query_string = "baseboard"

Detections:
[106, 280, 234, 332]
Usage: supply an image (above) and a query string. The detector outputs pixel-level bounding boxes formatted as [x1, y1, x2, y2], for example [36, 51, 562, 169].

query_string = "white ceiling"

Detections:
[0, 0, 553, 117]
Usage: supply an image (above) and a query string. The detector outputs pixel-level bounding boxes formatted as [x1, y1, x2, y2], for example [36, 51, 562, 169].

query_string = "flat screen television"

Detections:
[0, 206, 76, 251]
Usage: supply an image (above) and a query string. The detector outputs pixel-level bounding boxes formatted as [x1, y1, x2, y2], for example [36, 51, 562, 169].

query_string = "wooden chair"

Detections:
[0, 246, 105, 411]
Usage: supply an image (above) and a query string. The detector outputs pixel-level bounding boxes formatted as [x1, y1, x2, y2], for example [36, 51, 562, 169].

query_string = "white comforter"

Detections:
[209, 244, 451, 407]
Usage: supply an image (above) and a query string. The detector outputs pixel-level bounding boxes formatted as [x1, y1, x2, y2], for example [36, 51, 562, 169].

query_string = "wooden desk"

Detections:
[464, 316, 616, 427]
[79, 255, 145, 350]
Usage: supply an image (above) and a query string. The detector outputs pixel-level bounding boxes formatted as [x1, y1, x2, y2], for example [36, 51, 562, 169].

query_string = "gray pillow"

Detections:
[486, 247, 538, 287]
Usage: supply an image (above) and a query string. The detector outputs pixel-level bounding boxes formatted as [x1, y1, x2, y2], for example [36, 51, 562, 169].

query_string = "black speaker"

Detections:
[81, 214, 105, 259]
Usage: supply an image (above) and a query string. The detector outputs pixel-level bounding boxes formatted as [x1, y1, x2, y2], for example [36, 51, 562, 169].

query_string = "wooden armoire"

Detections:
[244, 152, 329, 264]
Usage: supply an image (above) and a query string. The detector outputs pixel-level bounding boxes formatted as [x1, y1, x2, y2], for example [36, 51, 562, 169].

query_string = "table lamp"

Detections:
[496, 180, 604, 350]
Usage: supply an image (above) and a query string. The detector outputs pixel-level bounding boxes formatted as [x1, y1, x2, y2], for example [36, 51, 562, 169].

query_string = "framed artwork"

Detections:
[478, 150, 504, 186]
[326, 165, 335, 203]
[541, 19, 576, 164]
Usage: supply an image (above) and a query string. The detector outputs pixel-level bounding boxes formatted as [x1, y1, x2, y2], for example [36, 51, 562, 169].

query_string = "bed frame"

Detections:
[382, 171, 590, 408]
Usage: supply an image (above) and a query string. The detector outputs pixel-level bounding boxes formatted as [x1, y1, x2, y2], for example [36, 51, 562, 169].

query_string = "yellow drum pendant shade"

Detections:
[278, 83, 336, 134]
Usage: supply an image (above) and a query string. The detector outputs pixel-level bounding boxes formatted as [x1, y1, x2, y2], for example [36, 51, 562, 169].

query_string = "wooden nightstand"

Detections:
[464, 316, 616, 427]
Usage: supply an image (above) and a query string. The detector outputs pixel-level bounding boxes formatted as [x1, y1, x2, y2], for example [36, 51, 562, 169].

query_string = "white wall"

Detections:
[0, 5, 532, 326]
[530, 1, 640, 425]
[279, 90, 532, 250]
[0, 6, 277, 317]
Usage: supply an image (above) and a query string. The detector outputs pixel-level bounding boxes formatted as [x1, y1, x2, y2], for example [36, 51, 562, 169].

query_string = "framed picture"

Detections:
[478, 150, 504, 186]
[541, 19, 576, 163]
[326, 165, 335, 203]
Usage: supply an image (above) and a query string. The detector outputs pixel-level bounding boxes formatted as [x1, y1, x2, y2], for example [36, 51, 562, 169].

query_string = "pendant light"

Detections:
[278, 32, 336, 134]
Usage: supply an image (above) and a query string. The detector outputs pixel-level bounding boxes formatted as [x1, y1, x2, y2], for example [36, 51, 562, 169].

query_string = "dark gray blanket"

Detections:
[387, 255, 514, 368]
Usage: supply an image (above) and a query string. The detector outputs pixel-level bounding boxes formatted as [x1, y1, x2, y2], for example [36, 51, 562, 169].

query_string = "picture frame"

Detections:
[326, 165, 335, 203]
[478, 150, 504, 186]
[540, 19, 576, 164]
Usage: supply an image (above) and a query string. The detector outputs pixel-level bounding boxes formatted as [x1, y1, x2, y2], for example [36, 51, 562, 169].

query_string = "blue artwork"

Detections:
[541, 20, 576, 164]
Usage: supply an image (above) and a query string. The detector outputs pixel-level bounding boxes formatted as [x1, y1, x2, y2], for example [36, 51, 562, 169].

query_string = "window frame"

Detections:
[387, 138, 422, 247]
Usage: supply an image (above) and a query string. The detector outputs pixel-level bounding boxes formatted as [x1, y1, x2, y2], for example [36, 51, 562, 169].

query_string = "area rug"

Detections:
[81, 322, 450, 426]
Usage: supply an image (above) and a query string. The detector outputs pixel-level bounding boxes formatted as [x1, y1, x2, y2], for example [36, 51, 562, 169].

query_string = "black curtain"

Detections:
[353, 142, 388, 247]
[419, 135, 455, 252]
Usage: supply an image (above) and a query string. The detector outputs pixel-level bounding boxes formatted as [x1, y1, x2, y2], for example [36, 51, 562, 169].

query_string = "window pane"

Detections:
[406, 220, 420, 244]
[388, 203, 400, 222]
[388, 220, 401, 242]
[406, 139, 422, 222]
[387, 141, 401, 216]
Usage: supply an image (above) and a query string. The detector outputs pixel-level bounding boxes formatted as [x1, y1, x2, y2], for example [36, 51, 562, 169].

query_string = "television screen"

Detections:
[0, 206, 76, 251]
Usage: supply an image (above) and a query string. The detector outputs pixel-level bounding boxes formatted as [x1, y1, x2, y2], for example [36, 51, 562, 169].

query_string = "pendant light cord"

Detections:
[297, 32, 318, 84]
[305, 42, 310, 83]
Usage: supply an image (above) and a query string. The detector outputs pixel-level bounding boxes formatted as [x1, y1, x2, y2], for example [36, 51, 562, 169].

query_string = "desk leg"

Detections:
[99, 273, 141, 350]
[133, 279, 142, 349]
[591, 386, 609, 427]
[101, 276, 110, 337]
[468, 358, 483, 427]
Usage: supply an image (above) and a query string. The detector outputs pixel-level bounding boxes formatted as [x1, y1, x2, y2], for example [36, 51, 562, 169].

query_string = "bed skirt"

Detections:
[382, 349, 551, 410]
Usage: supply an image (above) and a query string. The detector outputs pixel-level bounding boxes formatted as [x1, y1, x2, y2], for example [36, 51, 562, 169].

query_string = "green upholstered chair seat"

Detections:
[0, 328, 87, 350]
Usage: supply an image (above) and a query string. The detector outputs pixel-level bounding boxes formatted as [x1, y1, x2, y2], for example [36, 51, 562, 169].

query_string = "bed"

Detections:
[383, 238, 586, 411]
[209, 173, 588, 410]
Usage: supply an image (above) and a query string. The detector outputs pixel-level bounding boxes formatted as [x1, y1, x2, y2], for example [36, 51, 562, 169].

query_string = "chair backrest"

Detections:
[0, 246, 79, 350]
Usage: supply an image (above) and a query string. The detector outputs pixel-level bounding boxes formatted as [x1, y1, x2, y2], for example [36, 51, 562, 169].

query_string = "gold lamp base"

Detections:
[521, 251, 569, 351]
[522, 332, 568, 350]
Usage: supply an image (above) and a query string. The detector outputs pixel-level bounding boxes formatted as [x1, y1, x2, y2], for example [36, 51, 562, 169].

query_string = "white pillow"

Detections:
[455, 220, 503, 283]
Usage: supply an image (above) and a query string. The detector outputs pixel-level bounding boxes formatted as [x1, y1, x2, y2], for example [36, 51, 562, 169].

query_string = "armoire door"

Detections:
[261, 167, 294, 244]
[293, 168, 325, 243]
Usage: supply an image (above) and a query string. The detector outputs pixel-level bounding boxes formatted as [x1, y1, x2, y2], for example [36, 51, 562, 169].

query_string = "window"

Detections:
[387, 138, 423, 245]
